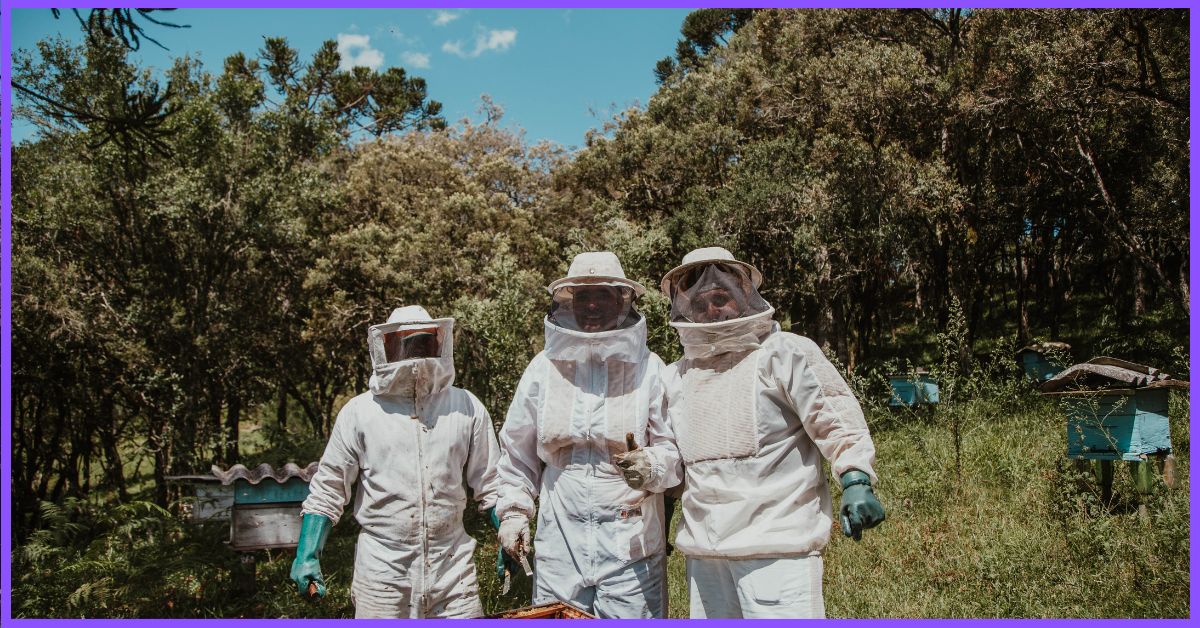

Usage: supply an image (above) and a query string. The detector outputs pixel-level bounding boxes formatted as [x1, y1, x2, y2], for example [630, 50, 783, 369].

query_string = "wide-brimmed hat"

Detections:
[660, 246, 763, 296]
[546, 251, 646, 297]
[385, 305, 439, 330]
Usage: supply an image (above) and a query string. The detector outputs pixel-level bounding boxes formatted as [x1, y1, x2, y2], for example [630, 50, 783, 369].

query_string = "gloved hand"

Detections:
[499, 514, 531, 560]
[613, 449, 654, 489]
[839, 470, 885, 541]
[488, 508, 522, 581]
[290, 513, 333, 598]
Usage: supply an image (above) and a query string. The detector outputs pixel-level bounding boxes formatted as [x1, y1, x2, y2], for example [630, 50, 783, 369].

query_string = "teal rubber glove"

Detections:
[839, 470, 885, 541]
[290, 513, 332, 598]
[488, 507, 522, 583]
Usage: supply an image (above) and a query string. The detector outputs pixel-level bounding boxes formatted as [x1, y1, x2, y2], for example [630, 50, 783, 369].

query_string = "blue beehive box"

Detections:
[888, 370, 939, 408]
[1060, 389, 1170, 461]
[1041, 357, 1187, 462]
[1015, 341, 1071, 383]
[211, 462, 318, 551]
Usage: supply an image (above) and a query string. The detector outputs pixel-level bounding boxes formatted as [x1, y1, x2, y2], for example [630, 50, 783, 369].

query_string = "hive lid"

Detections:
[1015, 341, 1071, 357]
[887, 368, 933, 379]
[1039, 356, 1189, 394]
[209, 462, 320, 486]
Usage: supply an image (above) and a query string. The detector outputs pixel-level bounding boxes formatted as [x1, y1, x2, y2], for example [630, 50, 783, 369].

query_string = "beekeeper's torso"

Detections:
[666, 313, 878, 559]
[496, 314, 680, 579]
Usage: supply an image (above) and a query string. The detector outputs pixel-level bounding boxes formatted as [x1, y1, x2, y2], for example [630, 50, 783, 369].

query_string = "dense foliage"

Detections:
[10, 8, 1189, 618]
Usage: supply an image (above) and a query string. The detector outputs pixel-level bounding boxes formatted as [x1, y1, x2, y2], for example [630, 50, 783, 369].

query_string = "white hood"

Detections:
[670, 307, 779, 359]
[366, 309, 456, 400]
[543, 313, 649, 363]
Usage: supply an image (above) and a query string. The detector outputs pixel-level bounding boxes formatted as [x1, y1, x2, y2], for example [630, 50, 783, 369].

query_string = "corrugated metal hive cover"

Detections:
[1040, 356, 1189, 394]
[210, 462, 320, 486]
[1015, 341, 1071, 357]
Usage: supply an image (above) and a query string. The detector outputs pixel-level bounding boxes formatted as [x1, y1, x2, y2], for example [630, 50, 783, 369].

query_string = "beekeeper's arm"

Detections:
[780, 335, 885, 540]
[615, 360, 683, 492]
[495, 363, 543, 558]
[464, 393, 502, 513]
[292, 400, 362, 597]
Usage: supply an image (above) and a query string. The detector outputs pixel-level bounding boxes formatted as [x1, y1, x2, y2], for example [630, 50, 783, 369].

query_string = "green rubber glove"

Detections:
[488, 507, 522, 582]
[839, 470, 885, 541]
[290, 513, 332, 598]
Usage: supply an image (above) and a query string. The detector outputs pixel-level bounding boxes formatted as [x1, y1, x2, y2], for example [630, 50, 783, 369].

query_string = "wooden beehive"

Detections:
[489, 601, 595, 619]
[1058, 389, 1171, 461]
[1041, 357, 1187, 462]
[887, 370, 939, 408]
[212, 463, 318, 551]
[1015, 341, 1071, 383]
[165, 474, 235, 522]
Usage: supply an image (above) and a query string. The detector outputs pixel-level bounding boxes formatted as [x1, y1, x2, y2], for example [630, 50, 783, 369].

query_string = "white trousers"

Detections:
[349, 533, 484, 618]
[352, 582, 482, 619]
[687, 555, 825, 619]
[534, 552, 666, 618]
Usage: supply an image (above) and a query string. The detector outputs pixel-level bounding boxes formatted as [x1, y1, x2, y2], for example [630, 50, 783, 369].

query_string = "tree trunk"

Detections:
[225, 388, 241, 465]
[277, 382, 288, 429]
[1014, 239, 1031, 345]
[1133, 263, 1147, 317]
[97, 394, 129, 501]
[151, 416, 170, 508]
[209, 376, 224, 465]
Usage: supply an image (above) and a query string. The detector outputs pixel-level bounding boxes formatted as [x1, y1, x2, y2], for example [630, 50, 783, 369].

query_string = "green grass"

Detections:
[14, 385, 1190, 618]
[818, 390, 1190, 618]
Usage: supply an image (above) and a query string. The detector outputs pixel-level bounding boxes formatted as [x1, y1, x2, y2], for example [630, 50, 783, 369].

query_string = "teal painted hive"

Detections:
[888, 372, 939, 407]
[1062, 389, 1171, 461]
[211, 462, 319, 551]
[1016, 342, 1071, 383]
[233, 476, 310, 504]
[1041, 357, 1187, 462]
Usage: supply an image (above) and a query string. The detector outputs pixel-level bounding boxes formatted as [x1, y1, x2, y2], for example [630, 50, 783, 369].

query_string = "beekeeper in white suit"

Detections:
[647, 247, 886, 619]
[494, 251, 682, 618]
[291, 305, 502, 618]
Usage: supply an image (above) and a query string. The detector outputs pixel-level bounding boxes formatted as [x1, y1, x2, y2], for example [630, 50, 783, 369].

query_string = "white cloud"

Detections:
[336, 33, 384, 71]
[482, 29, 517, 53]
[401, 51, 431, 69]
[441, 28, 518, 59]
[432, 10, 462, 26]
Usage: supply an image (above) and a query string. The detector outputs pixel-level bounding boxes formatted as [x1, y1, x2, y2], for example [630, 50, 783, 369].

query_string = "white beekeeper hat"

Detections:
[546, 251, 646, 297]
[660, 246, 763, 297]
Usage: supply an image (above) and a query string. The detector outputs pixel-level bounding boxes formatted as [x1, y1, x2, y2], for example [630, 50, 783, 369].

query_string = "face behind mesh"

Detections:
[382, 330, 440, 361]
[369, 321, 450, 368]
[548, 284, 636, 333]
[669, 263, 770, 323]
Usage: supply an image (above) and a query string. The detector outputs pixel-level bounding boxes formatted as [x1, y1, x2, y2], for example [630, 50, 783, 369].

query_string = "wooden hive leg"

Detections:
[1130, 457, 1156, 522]
[235, 552, 257, 595]
[1129, 458, 1156, 497]
[1092, 460, 1114, 505]
[1161, 454, 1177, 489]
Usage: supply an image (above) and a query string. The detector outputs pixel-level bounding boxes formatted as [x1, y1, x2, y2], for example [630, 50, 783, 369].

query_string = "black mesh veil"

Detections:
[667, 262, 771, 323]
[548, 283, 638, 333]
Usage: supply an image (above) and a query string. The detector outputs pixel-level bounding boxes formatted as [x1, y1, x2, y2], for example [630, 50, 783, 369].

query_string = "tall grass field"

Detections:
[13, 382, 1189, 618]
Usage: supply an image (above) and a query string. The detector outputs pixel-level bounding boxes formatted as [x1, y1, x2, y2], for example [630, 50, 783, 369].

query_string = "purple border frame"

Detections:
[2, 1, 1195, 625]
[0, 1, 1197, 9]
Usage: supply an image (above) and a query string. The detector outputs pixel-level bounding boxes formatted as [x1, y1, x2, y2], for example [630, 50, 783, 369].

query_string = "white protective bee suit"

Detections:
[301, 306, 502, 618]
[495, 251, 683, 618]
[661, 248, 880, 619]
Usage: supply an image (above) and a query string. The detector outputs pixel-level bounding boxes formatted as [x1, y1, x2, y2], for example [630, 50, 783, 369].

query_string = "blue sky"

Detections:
[11, 8, 694, 149]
